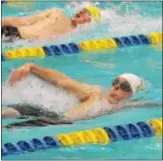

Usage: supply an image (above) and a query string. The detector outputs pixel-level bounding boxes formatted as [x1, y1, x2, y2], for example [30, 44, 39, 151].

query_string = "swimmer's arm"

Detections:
[29, 63, 93, 100]
[64, 93, 101, 121]
[91, 101, 163, 118]
[122, 100, 162, 109]
[2, 8, 62, 27]
[110, 100, 162, 113]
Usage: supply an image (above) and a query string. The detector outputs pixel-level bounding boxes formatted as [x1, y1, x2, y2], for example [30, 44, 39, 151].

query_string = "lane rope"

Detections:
[2, 118, 162, 157]
[2, 32, 162, 61]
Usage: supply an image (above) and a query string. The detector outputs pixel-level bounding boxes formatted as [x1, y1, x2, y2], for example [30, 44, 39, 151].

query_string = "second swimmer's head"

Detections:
[107, 73, 144, 103]
[71, 5, 101, 26]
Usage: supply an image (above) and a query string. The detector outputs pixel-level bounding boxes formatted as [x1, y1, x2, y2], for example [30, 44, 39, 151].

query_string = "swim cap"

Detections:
[119, 73, 144, 95]
[85, 5, 101, 22]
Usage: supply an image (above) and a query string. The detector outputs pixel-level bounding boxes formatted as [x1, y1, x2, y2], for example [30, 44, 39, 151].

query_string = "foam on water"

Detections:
[2, 74, 79, 114]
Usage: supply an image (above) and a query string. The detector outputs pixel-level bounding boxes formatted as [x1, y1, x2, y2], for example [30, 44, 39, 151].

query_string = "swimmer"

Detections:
[2, 5, 100, 41]
[2, 63, 162, 128]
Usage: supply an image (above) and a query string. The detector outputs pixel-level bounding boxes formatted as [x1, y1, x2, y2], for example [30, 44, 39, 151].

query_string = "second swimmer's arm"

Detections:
[83, 100, 162, 119]
[29, 63, 92, 100]
[2, 8, 60, 27]
[110, 100, 162, 113]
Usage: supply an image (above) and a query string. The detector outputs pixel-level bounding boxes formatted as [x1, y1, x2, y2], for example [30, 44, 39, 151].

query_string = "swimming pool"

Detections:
[2, 1, 162, 160]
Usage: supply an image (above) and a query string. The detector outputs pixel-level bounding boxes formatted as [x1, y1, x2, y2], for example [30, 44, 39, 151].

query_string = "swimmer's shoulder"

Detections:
[90, 85, 108, 94]
[79, 84, 107, 100]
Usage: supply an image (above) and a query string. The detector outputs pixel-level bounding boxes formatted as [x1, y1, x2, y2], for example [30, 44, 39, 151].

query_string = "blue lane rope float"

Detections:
[1, 32, 162, 62]
[2, 136, 60, 156]
[2, 118, 162, 157]
[113, 34, 151, 47]
[1, 54, 6, 61]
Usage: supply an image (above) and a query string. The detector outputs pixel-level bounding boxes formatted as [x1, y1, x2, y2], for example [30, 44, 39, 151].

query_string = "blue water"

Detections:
[2, 1, 162, 160]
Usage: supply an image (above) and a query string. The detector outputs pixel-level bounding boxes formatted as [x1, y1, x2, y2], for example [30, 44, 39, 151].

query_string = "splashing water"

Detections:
[2, 74, 79, 114]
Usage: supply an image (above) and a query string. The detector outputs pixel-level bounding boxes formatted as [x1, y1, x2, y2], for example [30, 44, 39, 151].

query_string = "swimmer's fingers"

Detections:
[8, 69, 22, 86]
[7, 70, 19, 86]
[17, 64, 31, 82]
[7, 68, 29, 86]
[18, 67, 30, 82]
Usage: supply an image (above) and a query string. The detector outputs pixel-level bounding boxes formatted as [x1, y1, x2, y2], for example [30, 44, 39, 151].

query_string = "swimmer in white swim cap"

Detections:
[2, 63, 161, 128]
[2, 5, 100, 41]
[107, 73, 144, 103]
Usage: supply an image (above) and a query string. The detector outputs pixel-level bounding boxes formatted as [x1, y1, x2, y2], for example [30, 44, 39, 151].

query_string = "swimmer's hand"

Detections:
[8, 63, 33, 86]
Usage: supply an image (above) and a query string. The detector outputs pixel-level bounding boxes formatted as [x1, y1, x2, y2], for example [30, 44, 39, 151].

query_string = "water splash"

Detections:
[2, 74, 79, 114]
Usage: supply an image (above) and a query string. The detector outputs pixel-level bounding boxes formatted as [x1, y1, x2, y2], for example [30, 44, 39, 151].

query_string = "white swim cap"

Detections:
[119, 73, 144, 95]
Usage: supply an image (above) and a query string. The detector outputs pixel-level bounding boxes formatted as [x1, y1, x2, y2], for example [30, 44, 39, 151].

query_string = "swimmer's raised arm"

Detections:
[8, 63, 96, 100]
[2, 8, 61, 27]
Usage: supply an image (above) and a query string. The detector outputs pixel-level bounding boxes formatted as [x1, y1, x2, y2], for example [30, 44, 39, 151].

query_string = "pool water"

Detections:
[2, 1, 162, 160]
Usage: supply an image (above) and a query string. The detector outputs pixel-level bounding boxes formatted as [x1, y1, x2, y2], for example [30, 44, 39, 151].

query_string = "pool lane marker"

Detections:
[2, 32, 162, 61]
[2, 118, 162, 157]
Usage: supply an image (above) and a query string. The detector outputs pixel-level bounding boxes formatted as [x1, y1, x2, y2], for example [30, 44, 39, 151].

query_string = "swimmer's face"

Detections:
[71, 8, 91, 25]
[108, 77, 133, 102]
